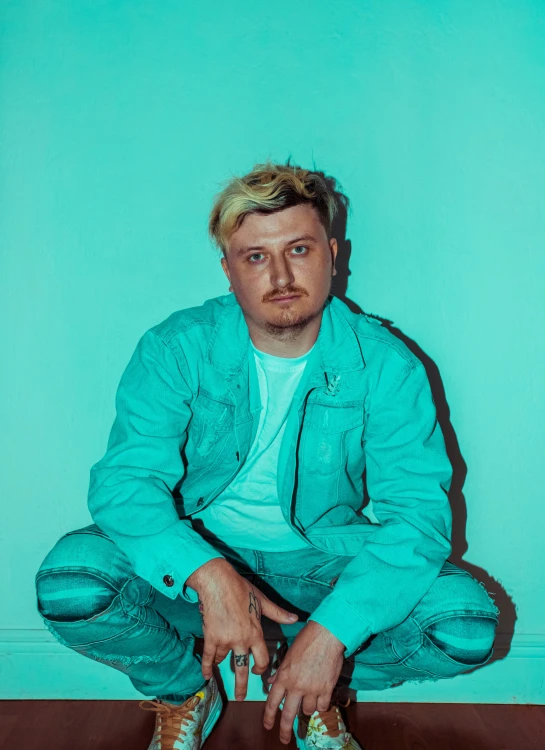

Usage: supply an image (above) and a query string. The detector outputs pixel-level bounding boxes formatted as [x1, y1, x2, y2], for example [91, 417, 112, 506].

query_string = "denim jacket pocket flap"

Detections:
[305, 401, 364, 434]
[193, 390, 234, 431]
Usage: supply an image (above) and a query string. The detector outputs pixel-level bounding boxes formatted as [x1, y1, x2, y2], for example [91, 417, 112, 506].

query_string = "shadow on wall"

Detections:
[316, 165, 515, 670]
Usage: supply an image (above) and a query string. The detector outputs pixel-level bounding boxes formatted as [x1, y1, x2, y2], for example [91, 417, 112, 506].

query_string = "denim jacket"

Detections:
[88, 292, 453, 657]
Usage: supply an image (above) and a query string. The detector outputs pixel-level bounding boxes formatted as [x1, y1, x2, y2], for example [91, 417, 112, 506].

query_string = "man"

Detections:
[35, 161, 500, 749]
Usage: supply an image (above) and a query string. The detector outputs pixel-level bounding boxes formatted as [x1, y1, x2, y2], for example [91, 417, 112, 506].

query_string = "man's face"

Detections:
[220, 204, 338, 338]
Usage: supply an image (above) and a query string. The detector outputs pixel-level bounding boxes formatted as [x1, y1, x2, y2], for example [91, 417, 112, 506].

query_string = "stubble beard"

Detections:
[261, 275, 333, 341]
[262, 304, 324, 341]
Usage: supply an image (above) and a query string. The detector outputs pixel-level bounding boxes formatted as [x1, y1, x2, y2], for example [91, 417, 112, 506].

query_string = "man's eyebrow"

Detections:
[235, 235, 318, 257]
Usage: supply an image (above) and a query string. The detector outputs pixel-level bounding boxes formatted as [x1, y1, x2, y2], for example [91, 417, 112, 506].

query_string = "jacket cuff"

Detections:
[147, 522, 226, 602]
[308, 592, 373, 658]
[180, 581, 200, 603]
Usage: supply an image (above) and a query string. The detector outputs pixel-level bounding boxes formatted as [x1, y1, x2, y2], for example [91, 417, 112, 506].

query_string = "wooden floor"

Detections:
[1, 700, 544, 749]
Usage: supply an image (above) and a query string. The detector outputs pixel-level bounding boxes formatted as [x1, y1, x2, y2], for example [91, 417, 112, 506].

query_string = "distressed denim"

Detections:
[35, 523, 500, 702]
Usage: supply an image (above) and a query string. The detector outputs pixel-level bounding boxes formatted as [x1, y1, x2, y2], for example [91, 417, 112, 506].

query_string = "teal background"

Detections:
[1, 1, 544, 702]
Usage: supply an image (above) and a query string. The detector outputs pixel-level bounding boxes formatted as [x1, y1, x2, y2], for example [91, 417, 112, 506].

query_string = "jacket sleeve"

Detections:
[87, 329, 225, 603]
[309, 358, 453, 657]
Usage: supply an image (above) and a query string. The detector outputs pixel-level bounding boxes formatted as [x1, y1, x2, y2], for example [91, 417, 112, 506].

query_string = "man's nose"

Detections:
[269, 256, 295, 288]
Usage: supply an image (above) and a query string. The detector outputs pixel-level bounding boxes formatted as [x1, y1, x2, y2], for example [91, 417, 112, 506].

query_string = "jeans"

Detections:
[35, 523, 500, 702]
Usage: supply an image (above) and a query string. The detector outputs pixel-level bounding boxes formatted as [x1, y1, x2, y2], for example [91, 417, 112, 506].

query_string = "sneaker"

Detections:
[139, 675, 223, 749]
[293, 694, 364, 749]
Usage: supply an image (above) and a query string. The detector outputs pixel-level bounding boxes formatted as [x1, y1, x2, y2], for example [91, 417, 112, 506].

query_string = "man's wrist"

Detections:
[185, 556, 234, 593]
[304, 619, 346, 653]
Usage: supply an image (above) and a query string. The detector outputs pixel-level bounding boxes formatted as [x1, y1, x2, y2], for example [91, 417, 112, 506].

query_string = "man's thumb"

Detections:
[260, 595, 298, 624]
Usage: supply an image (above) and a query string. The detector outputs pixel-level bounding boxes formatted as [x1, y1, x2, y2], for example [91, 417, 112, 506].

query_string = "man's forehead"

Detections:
[229, 205, 323, 250]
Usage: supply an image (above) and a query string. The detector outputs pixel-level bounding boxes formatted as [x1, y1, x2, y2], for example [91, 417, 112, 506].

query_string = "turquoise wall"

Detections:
[2, 1, 544, 702]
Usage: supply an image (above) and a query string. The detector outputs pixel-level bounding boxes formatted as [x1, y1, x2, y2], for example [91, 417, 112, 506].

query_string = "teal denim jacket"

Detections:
[88, 293, 453, 657]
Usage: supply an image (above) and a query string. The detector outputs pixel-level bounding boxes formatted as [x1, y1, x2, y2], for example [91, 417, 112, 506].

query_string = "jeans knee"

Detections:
[425, 614, 497, 667]
[36, 569, 118, 623]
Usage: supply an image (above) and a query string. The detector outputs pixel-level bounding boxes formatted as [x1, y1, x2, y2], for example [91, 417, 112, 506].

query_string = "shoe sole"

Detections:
[200, 686, 224, 746]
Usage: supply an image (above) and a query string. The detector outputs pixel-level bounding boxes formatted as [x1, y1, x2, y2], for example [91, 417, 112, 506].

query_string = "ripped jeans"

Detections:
[35, 523, 500, 702]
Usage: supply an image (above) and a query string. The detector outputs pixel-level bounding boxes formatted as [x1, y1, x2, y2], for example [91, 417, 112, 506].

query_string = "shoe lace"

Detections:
[139, 695, 201, 745]
[300, 693, 351, 739]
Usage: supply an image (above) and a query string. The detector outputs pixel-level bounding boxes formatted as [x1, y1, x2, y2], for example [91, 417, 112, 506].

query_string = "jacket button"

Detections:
[163, 575, 174, 587]
[197, 497, 204, 506]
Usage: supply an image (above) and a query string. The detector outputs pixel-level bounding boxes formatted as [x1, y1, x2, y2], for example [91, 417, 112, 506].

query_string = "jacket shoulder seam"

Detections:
[334, 303, 416, 369]
[350, 320, 417, 370]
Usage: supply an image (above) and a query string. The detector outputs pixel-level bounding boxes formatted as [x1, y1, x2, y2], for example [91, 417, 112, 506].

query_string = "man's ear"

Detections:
[220, 255, 230, 281]
[220, 255, 233, 290]
[330, 238, 338, 276]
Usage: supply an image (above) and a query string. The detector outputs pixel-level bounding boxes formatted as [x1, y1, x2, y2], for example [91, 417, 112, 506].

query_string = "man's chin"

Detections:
[236, 294, 327, 338]
[263, 307, 320, 335]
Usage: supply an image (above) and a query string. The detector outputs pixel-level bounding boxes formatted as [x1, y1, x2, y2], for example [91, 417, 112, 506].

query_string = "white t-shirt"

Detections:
[194, 340, 315, 550]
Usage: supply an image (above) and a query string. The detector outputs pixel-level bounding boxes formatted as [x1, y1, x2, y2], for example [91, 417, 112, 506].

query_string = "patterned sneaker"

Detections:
[270, 643, 364, 749]
[139, 675, 223, 749]
[294, 694, 364, 750]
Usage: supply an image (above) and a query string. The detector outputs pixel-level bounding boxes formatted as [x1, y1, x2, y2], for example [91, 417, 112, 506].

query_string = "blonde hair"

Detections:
[208, 160, 339, 255]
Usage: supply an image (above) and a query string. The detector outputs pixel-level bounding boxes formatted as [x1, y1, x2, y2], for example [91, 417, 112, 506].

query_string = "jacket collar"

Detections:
[205, 293, 365, 376]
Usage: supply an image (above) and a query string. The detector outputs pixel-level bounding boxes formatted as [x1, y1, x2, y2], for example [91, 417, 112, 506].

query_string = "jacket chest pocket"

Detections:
[186, 391, 236, 467]
[301, 401, 365, 476]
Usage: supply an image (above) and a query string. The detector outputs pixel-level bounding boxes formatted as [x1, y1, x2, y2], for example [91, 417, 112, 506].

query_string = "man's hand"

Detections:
[186, 558, 299, 701]
[263, 620, 345, 745]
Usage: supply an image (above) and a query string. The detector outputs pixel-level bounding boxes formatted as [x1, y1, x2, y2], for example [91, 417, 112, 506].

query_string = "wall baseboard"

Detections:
[1, 630, 543, 704]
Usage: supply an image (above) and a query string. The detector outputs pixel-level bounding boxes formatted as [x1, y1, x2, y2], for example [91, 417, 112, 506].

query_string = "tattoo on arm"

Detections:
[198, 598, 205, 627]
[248, 590, 261, 621]
[234, 653, 249, 667]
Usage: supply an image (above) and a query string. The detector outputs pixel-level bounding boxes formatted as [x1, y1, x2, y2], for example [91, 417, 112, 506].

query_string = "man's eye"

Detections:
[247, 246, 307, 262]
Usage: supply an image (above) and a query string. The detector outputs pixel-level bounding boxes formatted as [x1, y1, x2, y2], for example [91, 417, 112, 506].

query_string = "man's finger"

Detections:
[232, 648, 250, 701]
[279, 691, 302, 745]
[249, 637, 270, 675]
[201, 642, 216, 680]
[213, 646, 230, 664]
[259, 593, 299, 625]
[317, 693, 332, 712]
[263, 679, 286, 729]
[302, 695, 317, 716]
